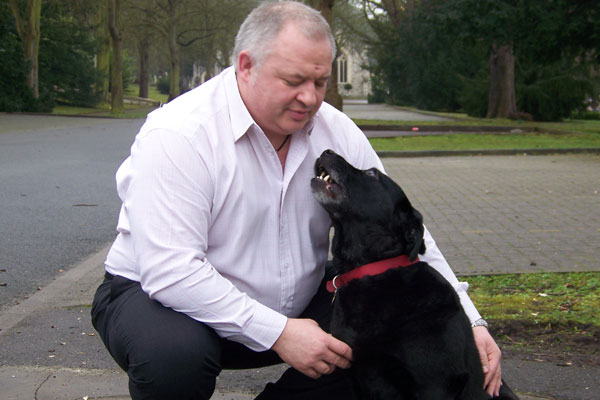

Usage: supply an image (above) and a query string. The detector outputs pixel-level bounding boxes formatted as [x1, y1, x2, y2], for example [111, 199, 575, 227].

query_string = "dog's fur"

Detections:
[311, 150, 488, 400]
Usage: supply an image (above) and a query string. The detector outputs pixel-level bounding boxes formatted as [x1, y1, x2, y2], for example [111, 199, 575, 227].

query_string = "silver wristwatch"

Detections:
[471, 318, 489, 329]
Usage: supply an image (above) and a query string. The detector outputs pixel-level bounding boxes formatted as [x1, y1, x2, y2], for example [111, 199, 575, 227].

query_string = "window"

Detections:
[337, 54, 348, 84]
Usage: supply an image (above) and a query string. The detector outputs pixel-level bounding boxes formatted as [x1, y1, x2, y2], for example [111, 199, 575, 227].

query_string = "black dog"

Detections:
[311, 150, 488, 400]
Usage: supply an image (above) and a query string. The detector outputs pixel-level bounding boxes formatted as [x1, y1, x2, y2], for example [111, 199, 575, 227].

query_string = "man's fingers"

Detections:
[476, 345, 490, 379]
[304, 362, 335, 380]
[486, 365, 502, 397]
[327, 335, 353, 362]
[323, 351, 351, 370]
[272, 319, 353, 379]
[316, 360, 336, 375]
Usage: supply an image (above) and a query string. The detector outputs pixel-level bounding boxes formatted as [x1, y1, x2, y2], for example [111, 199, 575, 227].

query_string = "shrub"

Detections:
[156, 75, 170, 95]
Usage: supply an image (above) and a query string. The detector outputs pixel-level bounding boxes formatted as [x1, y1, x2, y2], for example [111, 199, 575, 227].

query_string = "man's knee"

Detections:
[92, 275, 223, 399]
[126, 333, 221, 399]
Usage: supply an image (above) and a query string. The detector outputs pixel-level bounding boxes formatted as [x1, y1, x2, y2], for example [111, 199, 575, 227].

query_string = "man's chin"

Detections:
[281, 118, 310, 134]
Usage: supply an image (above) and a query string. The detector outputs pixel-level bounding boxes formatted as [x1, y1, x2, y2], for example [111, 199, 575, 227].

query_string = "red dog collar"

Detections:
[326, 255, 420, 293]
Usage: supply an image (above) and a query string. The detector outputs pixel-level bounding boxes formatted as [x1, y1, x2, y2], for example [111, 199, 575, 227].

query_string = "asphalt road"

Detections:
[0, 114, 143, 311]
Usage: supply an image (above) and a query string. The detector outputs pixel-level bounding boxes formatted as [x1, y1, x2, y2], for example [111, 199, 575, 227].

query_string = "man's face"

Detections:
[238, 23, 333, 140]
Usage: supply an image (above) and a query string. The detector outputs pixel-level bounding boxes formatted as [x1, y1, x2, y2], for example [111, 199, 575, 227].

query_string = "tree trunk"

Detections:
[97, 0, 111, 102]
[108, 0, 124, 114]
[167, 0, 181, 101]
[486, 42, 517, 119]
[9, 0, 42, 99]
[307, 0, 342, 110]
[137, 36, 150, 99]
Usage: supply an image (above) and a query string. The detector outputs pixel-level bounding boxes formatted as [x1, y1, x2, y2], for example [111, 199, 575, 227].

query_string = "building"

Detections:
[336, 47, 371, 99]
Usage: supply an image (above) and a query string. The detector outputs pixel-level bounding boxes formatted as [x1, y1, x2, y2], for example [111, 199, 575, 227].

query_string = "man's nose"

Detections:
[297, 82, 319, 107]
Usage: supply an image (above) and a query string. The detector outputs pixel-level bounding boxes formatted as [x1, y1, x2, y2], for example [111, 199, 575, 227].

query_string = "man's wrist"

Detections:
[471, 318, 489, 329]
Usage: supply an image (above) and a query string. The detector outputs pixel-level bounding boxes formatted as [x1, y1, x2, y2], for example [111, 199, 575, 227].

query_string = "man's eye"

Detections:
[315, 81, 327, 88]
[284, 80, 301, 87]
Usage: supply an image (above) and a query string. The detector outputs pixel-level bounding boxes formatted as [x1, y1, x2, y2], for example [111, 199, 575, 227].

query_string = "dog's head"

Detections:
[311, 150, 425, 266]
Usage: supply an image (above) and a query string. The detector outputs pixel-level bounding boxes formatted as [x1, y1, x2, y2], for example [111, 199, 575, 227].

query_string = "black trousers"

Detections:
[91, 272, 353, 400]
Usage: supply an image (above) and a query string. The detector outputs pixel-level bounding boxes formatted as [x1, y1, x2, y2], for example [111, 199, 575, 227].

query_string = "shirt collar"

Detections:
[224, 67, 255, 142]
[224, 66, 317, 142]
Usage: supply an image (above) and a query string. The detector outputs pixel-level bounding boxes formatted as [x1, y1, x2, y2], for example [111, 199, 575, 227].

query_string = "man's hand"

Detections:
[473, 326, 502, 397]
[272, 318, 352, 379]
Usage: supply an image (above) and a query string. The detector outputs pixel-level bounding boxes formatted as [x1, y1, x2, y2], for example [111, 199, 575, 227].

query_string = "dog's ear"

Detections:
[404, 208, 426, 261]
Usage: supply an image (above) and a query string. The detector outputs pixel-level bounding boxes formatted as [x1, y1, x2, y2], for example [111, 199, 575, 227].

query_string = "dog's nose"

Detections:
[324, 149, 335, 155]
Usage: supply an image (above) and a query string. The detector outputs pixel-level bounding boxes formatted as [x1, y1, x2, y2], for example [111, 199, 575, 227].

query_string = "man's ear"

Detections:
[237, 50, 254, 84]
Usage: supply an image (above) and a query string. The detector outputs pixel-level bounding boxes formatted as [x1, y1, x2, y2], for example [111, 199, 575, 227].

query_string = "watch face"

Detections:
[472, 319, 488, 328]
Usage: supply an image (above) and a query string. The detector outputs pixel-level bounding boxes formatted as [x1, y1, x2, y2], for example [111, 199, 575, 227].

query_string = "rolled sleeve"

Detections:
[420, 227, 482, 324]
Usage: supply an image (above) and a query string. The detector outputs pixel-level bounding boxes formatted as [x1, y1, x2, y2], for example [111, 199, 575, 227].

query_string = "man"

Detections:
[92, 2, 505, 399]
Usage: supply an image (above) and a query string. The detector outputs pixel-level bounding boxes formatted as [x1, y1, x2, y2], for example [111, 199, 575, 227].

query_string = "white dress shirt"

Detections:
[105, 66, 481, 352]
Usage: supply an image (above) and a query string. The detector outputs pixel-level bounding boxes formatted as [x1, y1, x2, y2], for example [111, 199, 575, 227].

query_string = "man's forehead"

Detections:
[281, 70, 331, 81]
[272, 23, 332, 57]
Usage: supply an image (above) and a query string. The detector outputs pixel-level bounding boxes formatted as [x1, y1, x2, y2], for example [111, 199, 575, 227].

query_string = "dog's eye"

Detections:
[365, 169, 378, 178]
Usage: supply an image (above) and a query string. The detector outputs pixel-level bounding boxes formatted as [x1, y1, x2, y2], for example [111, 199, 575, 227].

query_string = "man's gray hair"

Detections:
[233, 1, 336, 71]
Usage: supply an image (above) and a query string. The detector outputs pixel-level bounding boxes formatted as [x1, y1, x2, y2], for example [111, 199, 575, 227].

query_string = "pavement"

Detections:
[0, 103, 598, 399]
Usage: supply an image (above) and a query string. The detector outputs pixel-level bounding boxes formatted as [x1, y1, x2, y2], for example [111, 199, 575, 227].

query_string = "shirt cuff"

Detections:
[226, 302, 288, 352]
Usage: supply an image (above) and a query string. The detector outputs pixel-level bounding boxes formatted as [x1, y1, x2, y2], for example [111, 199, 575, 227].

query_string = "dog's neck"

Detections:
[326, 254, 420, 293]
[330, 219, 408, 274]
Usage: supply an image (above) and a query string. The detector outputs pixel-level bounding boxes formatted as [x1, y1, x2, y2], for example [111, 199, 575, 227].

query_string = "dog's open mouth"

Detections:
[316, 166, 335, 187]
[311, 164, 342, 202]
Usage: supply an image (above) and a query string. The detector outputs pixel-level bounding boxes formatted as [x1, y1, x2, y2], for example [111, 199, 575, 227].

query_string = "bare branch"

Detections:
[8, 0, 26, 41]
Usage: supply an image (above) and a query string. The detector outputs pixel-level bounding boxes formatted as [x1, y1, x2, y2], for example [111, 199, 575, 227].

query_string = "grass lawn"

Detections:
[368, 131, 600, 152]
[466, 272, 600, 328]
[124, 83, 169, 105]
[465, 272, 600, 364]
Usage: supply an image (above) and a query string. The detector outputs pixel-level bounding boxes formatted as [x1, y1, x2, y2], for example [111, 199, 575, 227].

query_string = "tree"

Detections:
[136, 34, 152, 99]
[9, 0, 42, 99]
[96, 1, 111, 102]
[4, 0, 102, 111]
[442, 0, 600, 120]
[129, 0, 256, 101]
[443, 0, 521, 119]
[487, 42, 518, 119]
[122, 1, 155, 99]
[357, 0, 480, 110]
[0, 1, 36, 111]
[108, 0, 124, 114]
[39, 1, 102, 107]
[127, 0, 189, 101]
[306, 0, 343, 110]
[359, 0, 600, 120]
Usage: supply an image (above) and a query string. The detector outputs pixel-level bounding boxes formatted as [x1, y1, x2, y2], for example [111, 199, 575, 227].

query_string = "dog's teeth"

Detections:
[323, 175, 331, 182]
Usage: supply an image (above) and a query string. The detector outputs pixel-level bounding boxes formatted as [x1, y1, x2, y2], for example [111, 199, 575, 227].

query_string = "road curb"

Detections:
[0, 244, 111, 337]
